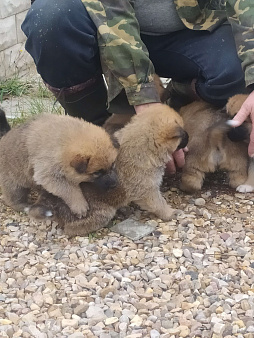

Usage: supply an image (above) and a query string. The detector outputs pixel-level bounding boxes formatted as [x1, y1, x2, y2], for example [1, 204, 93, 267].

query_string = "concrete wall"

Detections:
[0, 0, 34, 80]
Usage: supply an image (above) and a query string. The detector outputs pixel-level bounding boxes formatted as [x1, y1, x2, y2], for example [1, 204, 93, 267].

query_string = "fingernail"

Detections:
[226, 120, 239, 127]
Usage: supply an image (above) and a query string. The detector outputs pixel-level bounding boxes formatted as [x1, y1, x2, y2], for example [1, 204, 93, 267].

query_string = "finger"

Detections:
[233, 104, 250, 125]
[173, 149, 185, 168]
[166, 159, 176, 175]
[248, 126, 254, 157]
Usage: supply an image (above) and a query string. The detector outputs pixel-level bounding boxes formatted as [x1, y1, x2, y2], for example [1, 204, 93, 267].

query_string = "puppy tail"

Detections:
[207, 119, 249, 146]
[0, 108, 11, 139]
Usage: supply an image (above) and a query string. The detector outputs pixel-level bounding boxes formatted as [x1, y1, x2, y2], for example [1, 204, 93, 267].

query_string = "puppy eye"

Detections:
[93, 169, 106, 177]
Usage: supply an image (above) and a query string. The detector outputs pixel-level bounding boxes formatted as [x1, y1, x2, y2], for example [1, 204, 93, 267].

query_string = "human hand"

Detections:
[232, 90, 254, 157]
[166, 147, 188, 175]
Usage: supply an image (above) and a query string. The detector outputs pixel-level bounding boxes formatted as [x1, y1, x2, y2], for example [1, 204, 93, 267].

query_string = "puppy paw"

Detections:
[236, 184, 254, 193]
[158, 206, 178, 221]
[70, 203, 89, 218]
[28, 205, 53, 220]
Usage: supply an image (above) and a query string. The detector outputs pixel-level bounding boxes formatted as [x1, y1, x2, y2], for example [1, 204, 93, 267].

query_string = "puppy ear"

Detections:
[114, 129, 124, 144]
[70, 154, 89, 174]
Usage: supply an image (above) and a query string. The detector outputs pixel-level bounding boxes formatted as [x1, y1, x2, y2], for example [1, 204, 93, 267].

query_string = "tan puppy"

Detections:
[179, 98, 249, 193]
[0, 114, 118, 216]
[226, 94, 254, 193]
[28, 105, 188, 237]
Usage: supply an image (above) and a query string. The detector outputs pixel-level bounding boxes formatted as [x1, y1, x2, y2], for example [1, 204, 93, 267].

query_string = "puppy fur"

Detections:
[0, 114, 117, 216]
[0, 108, 10, 138]
[179, 98, 249, 193]
[28, 105, 188, 237]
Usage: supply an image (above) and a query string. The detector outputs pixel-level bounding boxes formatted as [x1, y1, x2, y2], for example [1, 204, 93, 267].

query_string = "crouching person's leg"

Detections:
[22, 0, 109, 125]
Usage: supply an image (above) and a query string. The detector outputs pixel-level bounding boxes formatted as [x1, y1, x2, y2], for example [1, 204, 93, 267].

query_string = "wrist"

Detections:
[134, 102, 162, 114]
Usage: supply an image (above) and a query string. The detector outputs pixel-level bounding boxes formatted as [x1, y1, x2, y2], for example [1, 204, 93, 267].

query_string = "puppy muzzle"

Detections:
[177, 130, 189, 150]
[94, 169, 118, 191]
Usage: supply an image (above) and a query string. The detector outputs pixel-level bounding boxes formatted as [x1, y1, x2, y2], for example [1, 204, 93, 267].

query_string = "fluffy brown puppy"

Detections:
[179, 98, 249, 193]
[0, 114, 118, 216]
[28, 105, 188, 237]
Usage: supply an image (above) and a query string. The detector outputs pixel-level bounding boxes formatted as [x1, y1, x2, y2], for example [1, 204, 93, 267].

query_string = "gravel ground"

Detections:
[0, 171, 254, 338]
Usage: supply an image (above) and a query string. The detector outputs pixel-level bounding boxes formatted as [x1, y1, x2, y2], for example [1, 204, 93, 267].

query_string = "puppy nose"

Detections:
[177, 130, 189, 150]
[105, 170, 118, 189]
[94, 169, 119, 191]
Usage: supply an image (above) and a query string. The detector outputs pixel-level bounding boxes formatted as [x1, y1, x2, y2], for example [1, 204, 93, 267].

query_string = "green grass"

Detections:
[0, 77, 32, 102]
[88, 232, 98, 242]
[1, 75, 64, 126]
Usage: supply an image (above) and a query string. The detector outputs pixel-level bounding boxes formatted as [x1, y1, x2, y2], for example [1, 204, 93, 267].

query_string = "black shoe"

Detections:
[48, 74, 110, 126]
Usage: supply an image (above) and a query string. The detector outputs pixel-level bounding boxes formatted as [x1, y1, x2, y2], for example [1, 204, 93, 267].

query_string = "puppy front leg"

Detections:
[1, 185, 31, 212]
[136, 190, 176, 221]
[236, 159, 254, 193]
[180, 167, 205, 193]
[55, 184, 89, 218]
[33, 166, 89, 217]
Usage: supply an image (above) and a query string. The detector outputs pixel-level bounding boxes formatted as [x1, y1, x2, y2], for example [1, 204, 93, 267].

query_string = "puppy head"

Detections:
[119, 104, 188, 155]
[63, 126, 118, 188]
[226, 94, 248, 117]
[146, 104, 188, 154]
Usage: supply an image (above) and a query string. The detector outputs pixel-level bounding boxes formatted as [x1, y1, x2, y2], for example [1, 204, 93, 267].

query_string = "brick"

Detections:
[0, 0, 30, 19]
[0, 16, 17, 51]
[0, 42, 33, 80]
[16, 10, 28, 43]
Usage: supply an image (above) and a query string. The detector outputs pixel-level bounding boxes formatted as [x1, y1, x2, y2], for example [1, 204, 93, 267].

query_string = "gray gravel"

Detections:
[0, 182, 254, 338]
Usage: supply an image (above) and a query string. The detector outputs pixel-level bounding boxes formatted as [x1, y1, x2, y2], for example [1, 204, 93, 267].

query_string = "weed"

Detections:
[0, 77, 32, 101]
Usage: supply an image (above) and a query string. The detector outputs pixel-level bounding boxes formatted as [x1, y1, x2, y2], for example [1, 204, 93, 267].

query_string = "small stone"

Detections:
[111, 219, 156, 240]
[247, 326, 254, 333]
[0, 319, 12, 325]
[216, 306, 223, 314]
[213, 323, 225, 335]
[179, 326, 190, 337]
[105, 317, 118, 325]
[172, 249, 183, 258]
[185, 271, 199, 280]
[234, 294, 248, 302]
[61, 319, 79, 329]
[68, 334, 85, 338]
[130, 315, 143, 327]
[241, 300, 251, 311]
[74, 303, 89, 316]
[194, 198, 206, 206]
[150, 329, 160, 338]
[220, 233, 230, 241]
[100, 286, 116, 298]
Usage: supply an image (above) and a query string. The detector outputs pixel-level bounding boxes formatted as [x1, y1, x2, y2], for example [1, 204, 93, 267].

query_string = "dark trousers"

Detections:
[22, 0, 246, 107]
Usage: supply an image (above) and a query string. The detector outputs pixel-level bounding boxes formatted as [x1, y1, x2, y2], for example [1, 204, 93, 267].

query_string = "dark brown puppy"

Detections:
[28, 105, 188, 237]
[0, 114, 117, 216]
[179, 96, 249, 193]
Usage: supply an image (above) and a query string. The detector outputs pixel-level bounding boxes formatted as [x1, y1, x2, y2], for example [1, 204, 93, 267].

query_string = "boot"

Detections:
[164, 79, 199, 111]
[46, 74, 110, 126]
